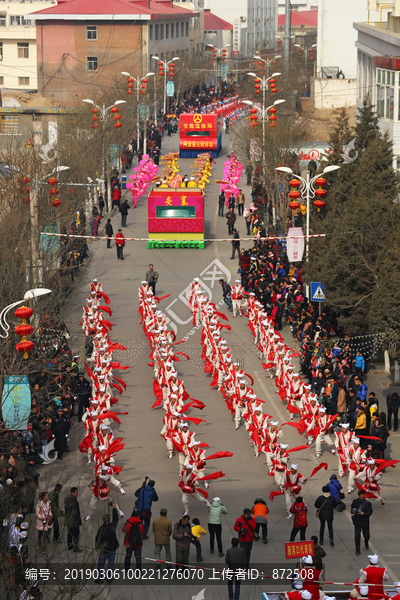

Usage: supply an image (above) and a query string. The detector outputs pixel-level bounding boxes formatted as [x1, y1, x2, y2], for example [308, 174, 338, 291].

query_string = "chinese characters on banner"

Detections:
[2, 375, 32, 430]
[287, 227, 305, 263]
[285, 541, 315, 559]
[233, 19, 240, 54]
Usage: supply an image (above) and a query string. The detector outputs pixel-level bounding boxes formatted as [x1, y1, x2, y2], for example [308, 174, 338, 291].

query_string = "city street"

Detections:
[39, 130, 400, 599]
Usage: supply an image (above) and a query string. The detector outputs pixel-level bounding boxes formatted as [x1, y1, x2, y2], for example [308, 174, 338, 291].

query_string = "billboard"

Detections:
[2, 375, 32, 430]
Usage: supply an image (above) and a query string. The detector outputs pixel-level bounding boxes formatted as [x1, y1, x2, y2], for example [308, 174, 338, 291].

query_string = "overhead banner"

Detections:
[287, 227, 305, 262]
[2, 375, 32, 430]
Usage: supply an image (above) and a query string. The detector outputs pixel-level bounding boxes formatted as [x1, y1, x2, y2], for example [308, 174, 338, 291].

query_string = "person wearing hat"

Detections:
[334, 423, 354, 478]
[315, 407, 336, 459]
[233, 508, 256, 568]
[179, 463, 210, 514]
[300, 556, 323, 600]
[346, 438, 367, 494]
[208, 496, 228, 556]
[283, 464, 307, 518]
[284, 580, 303, 600]
[94, 501, 119, 582]
[75, 373, 92, 422]
[231, 280, 245, 318]
[358, 554, 389, 598]
[391, 582, 400, 600]
[357, 459, 384, 506]
[50, 406, 70, 460]
[350, 489, 373, 555]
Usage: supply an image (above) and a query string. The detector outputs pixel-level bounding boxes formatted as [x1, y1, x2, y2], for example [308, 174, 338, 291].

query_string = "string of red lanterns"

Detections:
[14, 306, 34, 359]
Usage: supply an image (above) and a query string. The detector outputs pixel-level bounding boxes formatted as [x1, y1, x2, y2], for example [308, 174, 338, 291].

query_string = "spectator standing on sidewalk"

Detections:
[153, 508, 172, 563]
[64, 487, 82, 552]
[226, 208, 236, 235]
[120, 199, 130, 228]
[233, 508, 256, 568]
[386, 392, 400, 431]
[48, 483, 63, 543]
[310, 536, 326, 570]
[353, 351, 365, 378]
[314, 486, 337, 547]
[236, 190, 245, 216]
[145, 264, 159, 296]
[225, 538, 245, 600]
[173, 514, 192, 566]
[218, 191, 225, 217]
[115, 229, 125, 260]
[191, 517, 206, 562]
[98, 194, 105, 217]
[95, 502, 119, 580]
[231, 229, 240, 260]
[123, 511, 145, 570]
[351, 490, 373, 556]
[208, 496, 227, 557]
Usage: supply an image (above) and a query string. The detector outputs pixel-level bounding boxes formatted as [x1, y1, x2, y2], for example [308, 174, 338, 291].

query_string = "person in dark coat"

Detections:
[119, 199, 130, 228]
[231, 229, 240, 260]
[134, 479, 158, 537]
[314, 485, 337, 546]
[218, 191, 225, 217]
[105, 219, 113, 249]
[98, 194, 105, 217]
[48, 483, 63, 542]
[226, 209, 236, 235]
[225, 538, 245, 600]
[74, 374, 91, 422]
[351, 489, 373, 556]
[310, 535, 326, 570]
[51, 408, 69, 460]
[95, 503, 119, 580]
[328, 474, 346, 511]
[173, 514, 192, 566]
[386, 392, 400, 431]
[64, 487, 82, 552]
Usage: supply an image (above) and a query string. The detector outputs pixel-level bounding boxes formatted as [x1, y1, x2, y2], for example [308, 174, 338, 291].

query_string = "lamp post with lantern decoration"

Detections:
[276, 164, 340, 264]
[82, 99, 126, 206]
[151, 56, 180, 115]
[294, 43, 317, 69]
[207, 44, 231, 92]
[253, 53, 282, 77]
[121, 71, 154, 155]
[242, 98, 285, 173]
[0, 288, 52, 361]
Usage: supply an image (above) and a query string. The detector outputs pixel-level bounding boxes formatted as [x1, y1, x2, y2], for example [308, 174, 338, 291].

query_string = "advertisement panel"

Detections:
[2, 375, 32, 430]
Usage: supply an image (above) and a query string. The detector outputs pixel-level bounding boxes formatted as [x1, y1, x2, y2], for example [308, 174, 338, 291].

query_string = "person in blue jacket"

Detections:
[328, 474, 346, 512]
[134, 479, 158, 538]
[353, 351, 365, 378]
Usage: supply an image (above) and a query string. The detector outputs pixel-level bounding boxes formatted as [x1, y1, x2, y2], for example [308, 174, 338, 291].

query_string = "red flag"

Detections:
[204, 361, 213, 374]
[221, 324, 232, 331]
[175, 352, 190, 360]
[98, 290, 110, 305]
[84, 361, 94, 380]
[287, 445, 310, 454]
[154, 294, 171, 303]
[197, 471, 225, 481]
[357, 435, 386, 441]
[282, 422, 303, 432]
[215, 310, 228, 321]
[244, 372, 254, 386]
[111, 383, 123, 394]
[262, 362, 275, 370]
[309, 463, 328, 479]
[355, 481, 378, 499]
[153, 379, 162, 399]
[205, 451, 234, 460]
[98, 305, 113, 317]
[269, 491, 284, 502]
[151, 397, 163, 408]
[278, 388, 287, 403]
[97, 411, 129, 425]
[171, 438, 184, 454]
[111, 365, 130, 370]
[198, 442, 210, 448]
[114, 376, 126, 390]
[180, 416, 206, 425]
[109, 343, 126, 351]
[375, 459, 400, 475]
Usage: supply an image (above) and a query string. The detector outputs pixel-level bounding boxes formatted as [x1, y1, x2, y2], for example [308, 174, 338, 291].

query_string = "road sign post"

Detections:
[310, 282, 325, 315]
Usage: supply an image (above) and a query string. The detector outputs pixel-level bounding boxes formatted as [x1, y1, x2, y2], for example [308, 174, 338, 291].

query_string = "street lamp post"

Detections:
[275, 164, 340, 263]
[294, 43, 317, 68]
[207, 44, 231, 92]
[121, 71, 155, 155]
[253, 53, 282, 77]
[82, 99, 126, 206]
[152, 56, 180, 115]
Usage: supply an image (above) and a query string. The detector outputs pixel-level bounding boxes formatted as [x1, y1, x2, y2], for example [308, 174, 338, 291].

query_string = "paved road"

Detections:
[41, 129, 400, 600]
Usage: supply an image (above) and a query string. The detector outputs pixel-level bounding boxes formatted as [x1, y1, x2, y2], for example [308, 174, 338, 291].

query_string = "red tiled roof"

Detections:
[278, 10, 317, 27]
[204, 10, 233, 31]
[27, 0, 194, 20]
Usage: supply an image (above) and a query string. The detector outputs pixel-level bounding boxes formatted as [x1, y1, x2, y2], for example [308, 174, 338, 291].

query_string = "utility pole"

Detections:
[29, 175, 39, 289]
[284, 0, 290, 79]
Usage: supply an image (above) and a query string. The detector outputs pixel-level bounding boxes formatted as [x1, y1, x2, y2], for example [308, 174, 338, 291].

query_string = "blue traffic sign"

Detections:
[311, 281, 326, 302]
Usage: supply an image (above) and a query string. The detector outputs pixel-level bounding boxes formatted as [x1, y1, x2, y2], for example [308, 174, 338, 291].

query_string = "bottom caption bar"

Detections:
[25, 564, 324, 586]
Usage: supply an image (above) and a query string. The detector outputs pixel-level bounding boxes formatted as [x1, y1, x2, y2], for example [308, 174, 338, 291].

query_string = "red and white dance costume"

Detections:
[231, 280, 245, 318]
[179, 464, 209, 513]
[346, 439, 367, 494]
[358, 554, 389, 600]
[282, 465, 307, 517]
[79, 278, 129, 520]
[356, 459, 384, 505]
[335, 424, 354, 478]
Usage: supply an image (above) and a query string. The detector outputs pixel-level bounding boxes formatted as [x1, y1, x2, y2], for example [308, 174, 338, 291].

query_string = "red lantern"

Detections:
[269, 78, 276, 84]
[127, 90, 133, 95]
[254, 78, 261, 84]
[113, 114, 121, 120]
[128, 77, 134, 83]
[255, 90, 261, 95]
[313, 199, 325, 211]
[23, 196, 30, 204]
[15, 306, 33, 320]
[47, 177, 58, 186]
[142, 78, 149, 84]
[289, 179, 300, 188]
[111, 106, 119, 114]
[115, 122, 123, 128]
[14, 305, 34, 359]
[127, 83, 133, 89]
[258, 61, 263, 66]
[288, 190, 301, 199]
[52, 198, 62, 207]
[289, 200, 300, 210]
[91, 107, 99, 114]
[255, 84, 261, 90]
[48, 188, 56, 196]
[92, 122, 100, 128]
[16, 340, 34, 358]
[92, 116, 99, 121]
[15, 324, 33, 337]
[22, 176, 29, 183]
[315, 177, 327, 198]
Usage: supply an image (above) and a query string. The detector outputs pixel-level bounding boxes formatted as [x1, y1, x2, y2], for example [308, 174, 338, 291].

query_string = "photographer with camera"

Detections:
[234, 508, 256, 568]
[134, 477, 158, 539]
[351, 489, 373, 556]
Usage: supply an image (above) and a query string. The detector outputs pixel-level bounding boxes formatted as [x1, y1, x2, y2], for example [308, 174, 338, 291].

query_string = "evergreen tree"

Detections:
[305, 95, 398, 334]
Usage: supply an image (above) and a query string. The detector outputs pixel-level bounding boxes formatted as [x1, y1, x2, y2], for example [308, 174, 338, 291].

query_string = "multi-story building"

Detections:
[204, 0, 278, 56]
[354, 0, 400, 174]
[0, 0, 54, 91]
[25, 0, 196, 103]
